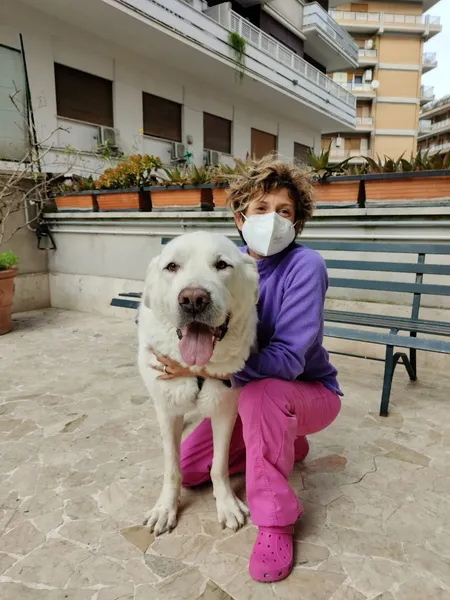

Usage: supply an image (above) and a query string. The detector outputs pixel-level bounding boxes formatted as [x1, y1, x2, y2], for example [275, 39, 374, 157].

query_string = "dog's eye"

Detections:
[215, 260, 229, 271]
[165, 262, 179, 273]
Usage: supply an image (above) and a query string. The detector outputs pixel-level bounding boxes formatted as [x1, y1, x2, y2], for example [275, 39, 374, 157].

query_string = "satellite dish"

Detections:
[371, 80, 380, 90]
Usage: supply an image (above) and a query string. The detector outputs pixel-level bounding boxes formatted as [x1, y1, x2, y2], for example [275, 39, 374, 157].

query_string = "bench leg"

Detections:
[409, 347, 417, 381]
[380, 345, 394, 417]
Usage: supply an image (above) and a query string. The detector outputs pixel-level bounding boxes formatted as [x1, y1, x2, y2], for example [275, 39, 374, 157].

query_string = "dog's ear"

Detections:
[241, 253, 259, 304]
[142, 256, 159, 309]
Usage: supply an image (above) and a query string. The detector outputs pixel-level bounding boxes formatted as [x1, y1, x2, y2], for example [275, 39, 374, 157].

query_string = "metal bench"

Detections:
[307, 240, 450, 416]
[111, 239, 450, 417]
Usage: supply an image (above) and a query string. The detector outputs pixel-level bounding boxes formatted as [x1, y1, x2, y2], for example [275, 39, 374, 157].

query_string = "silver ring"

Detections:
[164, 365, 169, 374]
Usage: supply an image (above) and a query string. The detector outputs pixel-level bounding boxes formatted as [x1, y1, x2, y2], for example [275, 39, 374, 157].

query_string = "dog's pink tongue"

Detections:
[179, 324, 214, 366]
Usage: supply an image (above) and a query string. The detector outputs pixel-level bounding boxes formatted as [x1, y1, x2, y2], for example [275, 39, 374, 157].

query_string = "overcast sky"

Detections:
[422, 0, 450, 99]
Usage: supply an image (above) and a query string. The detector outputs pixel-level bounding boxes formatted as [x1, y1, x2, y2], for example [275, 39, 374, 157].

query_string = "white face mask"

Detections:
[242, 212, 297, 257]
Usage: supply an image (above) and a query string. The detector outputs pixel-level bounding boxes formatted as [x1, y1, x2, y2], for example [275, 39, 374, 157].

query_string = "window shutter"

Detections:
[203, 113, 231, 154]
[54, 63, 113, 127]
[142, 93, 182, 142]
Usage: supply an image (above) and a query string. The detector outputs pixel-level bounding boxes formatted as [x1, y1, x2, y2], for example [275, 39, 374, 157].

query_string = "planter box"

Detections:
[55, 191, 98, 212]
[148, 185, 213, 210]
[96, 189, 151, 211]
[0, 267, 18, 335]
[212, 185, 229, 208]
[364, 171, 450, 202]
[314, 178, 361, 204]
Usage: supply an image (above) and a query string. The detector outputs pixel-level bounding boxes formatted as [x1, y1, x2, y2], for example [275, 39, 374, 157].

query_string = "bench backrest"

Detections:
[305, 241, 450, 320]
[161, 237, 450, 319]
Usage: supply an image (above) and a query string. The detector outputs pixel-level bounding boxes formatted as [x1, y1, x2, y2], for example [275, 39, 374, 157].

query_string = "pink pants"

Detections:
[181, 379, 341, 527]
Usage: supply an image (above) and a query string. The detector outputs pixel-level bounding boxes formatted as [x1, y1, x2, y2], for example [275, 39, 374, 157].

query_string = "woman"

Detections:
[153, 156, 342, 583]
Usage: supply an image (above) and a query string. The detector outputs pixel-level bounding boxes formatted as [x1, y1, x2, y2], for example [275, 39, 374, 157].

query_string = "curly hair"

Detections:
[227, 155, 315, 228]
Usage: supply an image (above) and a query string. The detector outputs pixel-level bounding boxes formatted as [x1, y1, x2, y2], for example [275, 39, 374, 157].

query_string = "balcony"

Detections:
[329, 147, 368, 163]
[329, 10, 441, 40]
[428, 140, 450, 155]
[345, 82, 376, 98]
[355, 116, 374, 131]
[421, 85, 435, 105]
[223, 9, 356, 123]
[418, 119, 432, 135]
[422, 52, 438, 73]
[358, 48, 378, 65]
[22, 0, 356, 133]
[301, 2, 359, 72]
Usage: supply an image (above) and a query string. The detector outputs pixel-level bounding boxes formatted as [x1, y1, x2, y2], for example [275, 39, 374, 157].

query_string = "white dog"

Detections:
[138, 232, 259, 535]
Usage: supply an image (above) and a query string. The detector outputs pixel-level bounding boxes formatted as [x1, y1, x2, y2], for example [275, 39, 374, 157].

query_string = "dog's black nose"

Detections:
[178, 287, 211, 315]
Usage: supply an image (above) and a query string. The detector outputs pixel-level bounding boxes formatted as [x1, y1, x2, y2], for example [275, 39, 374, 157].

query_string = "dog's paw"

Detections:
[143, 502, 178, 536]
[215, 493, 249, 532]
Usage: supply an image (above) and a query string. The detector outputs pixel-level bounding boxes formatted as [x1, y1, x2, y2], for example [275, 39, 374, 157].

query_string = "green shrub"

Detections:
[0, 251, 19, 271]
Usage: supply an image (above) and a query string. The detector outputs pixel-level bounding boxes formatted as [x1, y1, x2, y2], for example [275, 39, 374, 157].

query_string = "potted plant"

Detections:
[307, 149, 358, 204]
[0, 251, 19, 335]
[362, 152, 450, 202]
[149, 165, 214, 210]
[95, 154, 162, 210]
[55, 175, 98, 211]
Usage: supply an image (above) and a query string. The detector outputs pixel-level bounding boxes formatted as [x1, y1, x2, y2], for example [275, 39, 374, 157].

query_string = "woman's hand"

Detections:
[151, 350, 195, 380]
[151, 349, 232, 382]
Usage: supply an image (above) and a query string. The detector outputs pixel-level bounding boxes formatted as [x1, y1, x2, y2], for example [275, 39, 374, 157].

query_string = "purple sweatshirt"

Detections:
[233, 242, 341, 395]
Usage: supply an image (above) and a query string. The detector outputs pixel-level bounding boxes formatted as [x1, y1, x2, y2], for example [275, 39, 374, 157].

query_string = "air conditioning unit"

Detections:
[365, 39, 374, 50]
[97, 126, 118, 147]
[364, 70, 373, 82]
[171, 142, 186, 161]
[205, 149, 221, 166]
[335, 136, 342, 148]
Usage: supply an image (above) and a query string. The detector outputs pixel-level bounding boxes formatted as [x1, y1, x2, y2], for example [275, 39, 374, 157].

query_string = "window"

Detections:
[143, 93, 182, 142]
[203, 112, 231, 154]
[54, 63, 113, 126]
[294, 142, 311, 163]
[0, 44, 28, 160]
[250, 128, 277, 159]
[354, 75, 363, 84]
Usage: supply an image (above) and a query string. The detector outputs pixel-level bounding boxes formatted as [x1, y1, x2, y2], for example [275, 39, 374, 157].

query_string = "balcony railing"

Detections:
[421, 85, 435, 100]
[419, 119, 432, 134]
[428, 141, 450, 154]
[422, 52, 437, 70]
[329, 147, 368, 160]
[330, 10, 440, 27]
[345, 82, 374, 93]
[228, 11, 356, 108]
[431, 118, 450, 133]
[303, 2, 359, 62]
[358, 48, 377, 59]
[356, 116, 373, 126]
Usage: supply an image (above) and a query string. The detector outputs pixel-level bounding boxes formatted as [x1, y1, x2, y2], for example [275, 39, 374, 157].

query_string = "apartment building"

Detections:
[322, 0, 441, 163]
[1, 0, 358, 176]
[418, 96, 450, 157]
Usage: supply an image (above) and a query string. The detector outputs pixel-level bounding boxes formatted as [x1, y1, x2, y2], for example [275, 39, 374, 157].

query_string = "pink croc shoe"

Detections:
[249, 525, 294, 583]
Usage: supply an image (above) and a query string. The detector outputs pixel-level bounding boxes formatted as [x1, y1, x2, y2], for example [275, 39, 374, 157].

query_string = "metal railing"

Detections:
[358, 48, 377, 58]
[229, 11, 356, 108]
[330, 10, 440, 27]
[303, 2, 359, 61]
[329, 147, 368, 159]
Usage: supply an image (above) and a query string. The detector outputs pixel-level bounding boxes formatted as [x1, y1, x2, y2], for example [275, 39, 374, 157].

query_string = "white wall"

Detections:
[0, 0, 319, 175]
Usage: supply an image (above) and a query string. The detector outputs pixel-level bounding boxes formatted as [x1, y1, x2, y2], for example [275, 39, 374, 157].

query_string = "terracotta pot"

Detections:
[314, 180, 360, 204]
[365, 174, 450, 201]
[212, 186, 229, 208]
[55, 192, 97, 211]
[149, 186, 213, 210]
[0, 267, 18, 335]
[97, 189, 151, 211]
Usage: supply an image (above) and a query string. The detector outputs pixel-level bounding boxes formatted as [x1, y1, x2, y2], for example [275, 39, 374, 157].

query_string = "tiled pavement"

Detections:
[1, 309, 450, 600]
